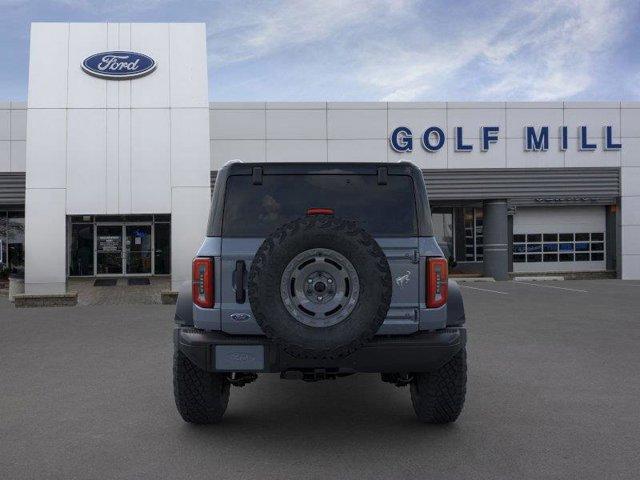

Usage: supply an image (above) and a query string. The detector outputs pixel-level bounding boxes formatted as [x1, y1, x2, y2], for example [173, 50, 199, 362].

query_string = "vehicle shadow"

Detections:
[173, 373, 464, 445]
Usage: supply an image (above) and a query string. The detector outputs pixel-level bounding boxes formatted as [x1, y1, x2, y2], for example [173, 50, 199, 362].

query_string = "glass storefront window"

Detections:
[96, 225, 124, 275]
[430, 206, 484, 266]
[68, 215, 171, 277]
[431, 209, 454, 263]
[69, 224, 94, 276]
[463, 207, 484, 262]
[154, 222, 171, 275]
[6, 212, 25, 274]
[125, 225, 152, 274]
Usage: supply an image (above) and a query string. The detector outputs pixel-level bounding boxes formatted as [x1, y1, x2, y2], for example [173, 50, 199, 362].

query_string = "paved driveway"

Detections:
[1, 280, 639, 479]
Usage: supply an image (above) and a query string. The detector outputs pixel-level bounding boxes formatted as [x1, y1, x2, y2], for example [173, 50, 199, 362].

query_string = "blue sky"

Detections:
[1, 0, 639, 101]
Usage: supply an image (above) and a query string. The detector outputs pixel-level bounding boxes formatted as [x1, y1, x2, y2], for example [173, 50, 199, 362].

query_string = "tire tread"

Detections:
[410, 348, 467, 424]
[173, 350, 230, 424]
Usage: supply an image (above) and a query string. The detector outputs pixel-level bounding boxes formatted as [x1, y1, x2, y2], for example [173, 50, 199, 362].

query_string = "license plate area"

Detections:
[214, 345, 265, 371]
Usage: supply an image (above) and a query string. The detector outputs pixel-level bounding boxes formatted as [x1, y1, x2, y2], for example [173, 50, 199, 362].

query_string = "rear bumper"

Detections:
[174, 327, 466, 374]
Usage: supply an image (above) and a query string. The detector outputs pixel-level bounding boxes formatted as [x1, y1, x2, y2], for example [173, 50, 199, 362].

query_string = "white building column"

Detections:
[25, 189, 66, 293]
[24, 22, 210, 294]
[620, 166, 640, 279]
[167, 23, 211, 290]
[621, 104, 640, 279]
[171, 186, 211, 291]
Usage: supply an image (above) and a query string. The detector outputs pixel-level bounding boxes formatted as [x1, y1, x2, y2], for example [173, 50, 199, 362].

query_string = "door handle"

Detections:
[233, 260, 246, 303]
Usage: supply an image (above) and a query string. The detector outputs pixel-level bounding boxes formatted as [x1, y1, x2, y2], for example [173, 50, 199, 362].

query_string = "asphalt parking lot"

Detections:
[1, 279, 639, 480]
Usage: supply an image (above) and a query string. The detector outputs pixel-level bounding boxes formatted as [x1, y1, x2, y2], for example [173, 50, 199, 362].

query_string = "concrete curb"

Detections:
[508, 270, 615, 280]
[160, 291, 178, 305]
[14, 292, 78, 308]
[514, 276, 565, 282]
[454, 277, 496, 283]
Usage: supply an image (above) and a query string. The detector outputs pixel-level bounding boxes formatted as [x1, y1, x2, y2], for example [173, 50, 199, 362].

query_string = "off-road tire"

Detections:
[410, 347, 467, 424]
[173, 350, 230, 424]
[248, 215, 392, 360]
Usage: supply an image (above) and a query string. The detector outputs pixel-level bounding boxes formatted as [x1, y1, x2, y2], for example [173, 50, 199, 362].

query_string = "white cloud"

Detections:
[2, 0, 634, 101]
[35, 0, 173, 12]
[208, 0, 412, 66]
[357, 0, 627, 101]
[207, 0, 630, 101]
[479, 0, 625, 100]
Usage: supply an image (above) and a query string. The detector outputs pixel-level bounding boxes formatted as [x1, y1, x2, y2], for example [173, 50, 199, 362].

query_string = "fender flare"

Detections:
[174, 281, 194, 326]
[446, 279, 466, 327]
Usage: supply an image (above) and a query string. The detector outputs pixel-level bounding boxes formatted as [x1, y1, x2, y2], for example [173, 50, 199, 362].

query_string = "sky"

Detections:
[1, 0, 639, 102]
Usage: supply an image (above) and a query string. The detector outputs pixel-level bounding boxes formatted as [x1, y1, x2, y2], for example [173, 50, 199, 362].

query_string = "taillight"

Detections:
[192, 257, 214, 308]
[427, 257, 448, 308]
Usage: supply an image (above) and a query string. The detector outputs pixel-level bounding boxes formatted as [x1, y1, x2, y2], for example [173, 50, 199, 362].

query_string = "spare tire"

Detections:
[248, 215, 392, 359]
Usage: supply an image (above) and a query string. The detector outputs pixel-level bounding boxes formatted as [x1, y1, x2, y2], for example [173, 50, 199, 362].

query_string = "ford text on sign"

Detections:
[82, 51, 156, 80]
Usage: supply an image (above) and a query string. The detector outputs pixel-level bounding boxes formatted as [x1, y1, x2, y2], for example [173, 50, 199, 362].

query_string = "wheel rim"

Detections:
[280, 248, 360, 327]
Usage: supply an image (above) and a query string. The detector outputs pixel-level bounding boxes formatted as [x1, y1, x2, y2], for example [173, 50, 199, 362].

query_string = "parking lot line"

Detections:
[459, 285, 509, 295]
[514, 281, 588, 293]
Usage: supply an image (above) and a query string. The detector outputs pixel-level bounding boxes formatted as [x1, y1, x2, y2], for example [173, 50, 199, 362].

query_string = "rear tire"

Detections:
[173, 350, 230, 424]
[410, 348, 467, 424]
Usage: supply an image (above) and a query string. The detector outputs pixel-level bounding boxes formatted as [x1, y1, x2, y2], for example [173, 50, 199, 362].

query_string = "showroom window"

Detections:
[154, 217, 171, 275]
[513, 232, 605, 263]
[463, 208, 483, 262]
[69, 222, 95, 276]
[0, 211, 25, 275]
[432, 208, 454, 262]
[68, 215, 171, 277]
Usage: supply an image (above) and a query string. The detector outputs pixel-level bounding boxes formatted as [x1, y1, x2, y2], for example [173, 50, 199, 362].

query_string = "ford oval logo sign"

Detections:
[82, 51, 156, 80]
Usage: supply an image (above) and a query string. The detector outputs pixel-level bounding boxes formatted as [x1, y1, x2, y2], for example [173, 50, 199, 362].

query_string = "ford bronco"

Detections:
[173, 162, 467, 424]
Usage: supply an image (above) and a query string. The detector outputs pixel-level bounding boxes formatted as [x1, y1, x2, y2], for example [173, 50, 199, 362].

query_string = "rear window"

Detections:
[222, 174, 418, 237]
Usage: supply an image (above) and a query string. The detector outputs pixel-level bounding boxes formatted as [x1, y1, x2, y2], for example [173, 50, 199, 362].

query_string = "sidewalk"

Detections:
[68, 277, 171, 306]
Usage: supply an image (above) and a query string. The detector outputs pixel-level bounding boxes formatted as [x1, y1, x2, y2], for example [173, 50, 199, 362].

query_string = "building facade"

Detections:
[1, 22, 639, 294]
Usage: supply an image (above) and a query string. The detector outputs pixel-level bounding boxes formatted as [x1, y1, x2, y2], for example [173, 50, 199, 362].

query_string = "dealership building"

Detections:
[1, 22, 640, 296]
